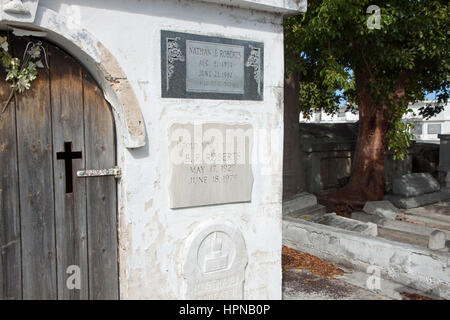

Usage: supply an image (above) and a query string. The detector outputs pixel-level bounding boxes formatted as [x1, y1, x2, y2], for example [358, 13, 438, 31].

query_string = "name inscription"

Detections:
[186, 40, 244, 94]
[168, 123, 253, 209]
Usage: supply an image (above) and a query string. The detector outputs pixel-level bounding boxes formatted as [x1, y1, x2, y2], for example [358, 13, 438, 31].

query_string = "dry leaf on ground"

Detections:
[282, 245, 344, 279]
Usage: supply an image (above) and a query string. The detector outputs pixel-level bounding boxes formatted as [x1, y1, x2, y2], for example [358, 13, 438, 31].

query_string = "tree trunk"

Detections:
[283, 70, 306, 200]
[318, 70, 390, 212]
[345, 102, 389, 202]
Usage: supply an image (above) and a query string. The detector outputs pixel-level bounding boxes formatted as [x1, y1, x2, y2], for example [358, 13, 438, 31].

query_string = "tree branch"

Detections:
[361, 48, 374, 80]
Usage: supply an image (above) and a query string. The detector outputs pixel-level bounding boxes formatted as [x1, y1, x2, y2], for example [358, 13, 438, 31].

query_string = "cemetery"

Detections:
[0, 0, 448, 303]
[280, 0, 449, 300]
[283, 134, 450, 299]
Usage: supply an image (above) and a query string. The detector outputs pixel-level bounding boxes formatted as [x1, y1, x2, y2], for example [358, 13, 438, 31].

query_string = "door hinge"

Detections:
[77, 166, 121, 179]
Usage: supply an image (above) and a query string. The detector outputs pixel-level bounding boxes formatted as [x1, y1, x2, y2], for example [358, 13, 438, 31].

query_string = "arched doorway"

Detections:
[0, 35, 119, 300]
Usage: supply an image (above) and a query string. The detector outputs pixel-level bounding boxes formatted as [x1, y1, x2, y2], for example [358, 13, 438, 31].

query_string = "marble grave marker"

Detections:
[168, 122, 254, 208]
[183, 221, 248, 300]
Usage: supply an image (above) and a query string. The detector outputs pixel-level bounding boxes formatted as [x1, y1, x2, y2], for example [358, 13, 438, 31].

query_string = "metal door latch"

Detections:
[77, 166, 121, 179]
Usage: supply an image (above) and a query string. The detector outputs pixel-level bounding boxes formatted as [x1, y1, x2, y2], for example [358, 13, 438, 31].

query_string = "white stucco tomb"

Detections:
[0, 0, 307, 299]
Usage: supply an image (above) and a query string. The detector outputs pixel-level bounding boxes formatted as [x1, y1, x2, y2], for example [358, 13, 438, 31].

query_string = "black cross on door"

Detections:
[56, 142, 82, 193]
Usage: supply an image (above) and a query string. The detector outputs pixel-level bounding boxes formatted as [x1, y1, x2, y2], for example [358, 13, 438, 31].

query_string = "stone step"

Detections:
[377, 227, 429, 248]
[403, 206, 450, 224]
[384, 189, 450, 209]
[351, 211, 450, 239]
[401, 214, 450, 231]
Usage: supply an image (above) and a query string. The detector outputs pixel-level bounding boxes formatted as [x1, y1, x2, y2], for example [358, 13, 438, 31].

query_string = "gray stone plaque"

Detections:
[427, 124, 442, 134]
[182, 221, 248, 300]
[186, 40, 244, 94]
[161, 30, 263, 100]
[168, 122, 254, 209]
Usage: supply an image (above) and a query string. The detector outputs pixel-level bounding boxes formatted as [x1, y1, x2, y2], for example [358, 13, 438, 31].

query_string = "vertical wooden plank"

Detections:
[0, 44, 22, 300]
[15, 39, 57, 299]
[49, 46, 89, 300]
[83, 72, 119, 299]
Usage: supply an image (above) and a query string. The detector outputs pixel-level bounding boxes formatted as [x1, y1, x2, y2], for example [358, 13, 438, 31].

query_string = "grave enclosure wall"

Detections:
[299, 123, 430, 194]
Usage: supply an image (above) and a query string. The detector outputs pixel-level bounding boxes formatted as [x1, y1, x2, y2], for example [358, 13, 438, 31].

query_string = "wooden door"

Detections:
[0, 36, 119, 300]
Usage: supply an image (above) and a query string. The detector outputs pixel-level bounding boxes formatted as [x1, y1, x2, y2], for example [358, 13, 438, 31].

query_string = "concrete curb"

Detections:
[283, 218, 450, 299]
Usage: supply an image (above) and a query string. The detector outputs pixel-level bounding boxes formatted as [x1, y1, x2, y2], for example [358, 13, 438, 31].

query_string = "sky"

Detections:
[425, 92, 438, 101]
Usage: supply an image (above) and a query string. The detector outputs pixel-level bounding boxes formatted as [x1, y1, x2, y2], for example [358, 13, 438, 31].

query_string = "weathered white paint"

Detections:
[198, 0, 307, 13]
[0, 0, 300, 299]
[0, 0, 39, 22]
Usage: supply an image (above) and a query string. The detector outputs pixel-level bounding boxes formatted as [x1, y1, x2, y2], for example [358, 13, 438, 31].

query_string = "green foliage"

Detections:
[285, 0, 449, 158]
[0, 36, 45, 113]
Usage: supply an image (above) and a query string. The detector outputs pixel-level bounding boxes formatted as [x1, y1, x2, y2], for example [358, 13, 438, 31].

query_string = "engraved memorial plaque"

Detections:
[186, 40, 244, 94]
[161, 30, 263, 100]
[168, 122, 253, 209]
[183, 221, 248, 300]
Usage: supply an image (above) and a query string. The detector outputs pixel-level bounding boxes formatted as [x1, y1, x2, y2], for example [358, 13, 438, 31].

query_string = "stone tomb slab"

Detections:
[384, 189, 450, 209]
[182, 220, 248, 300]
[168, 122, 253, 209]
[363, 201, 399, 220]
[392, 173, 440, 197]
[283, 192, 318, 214]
